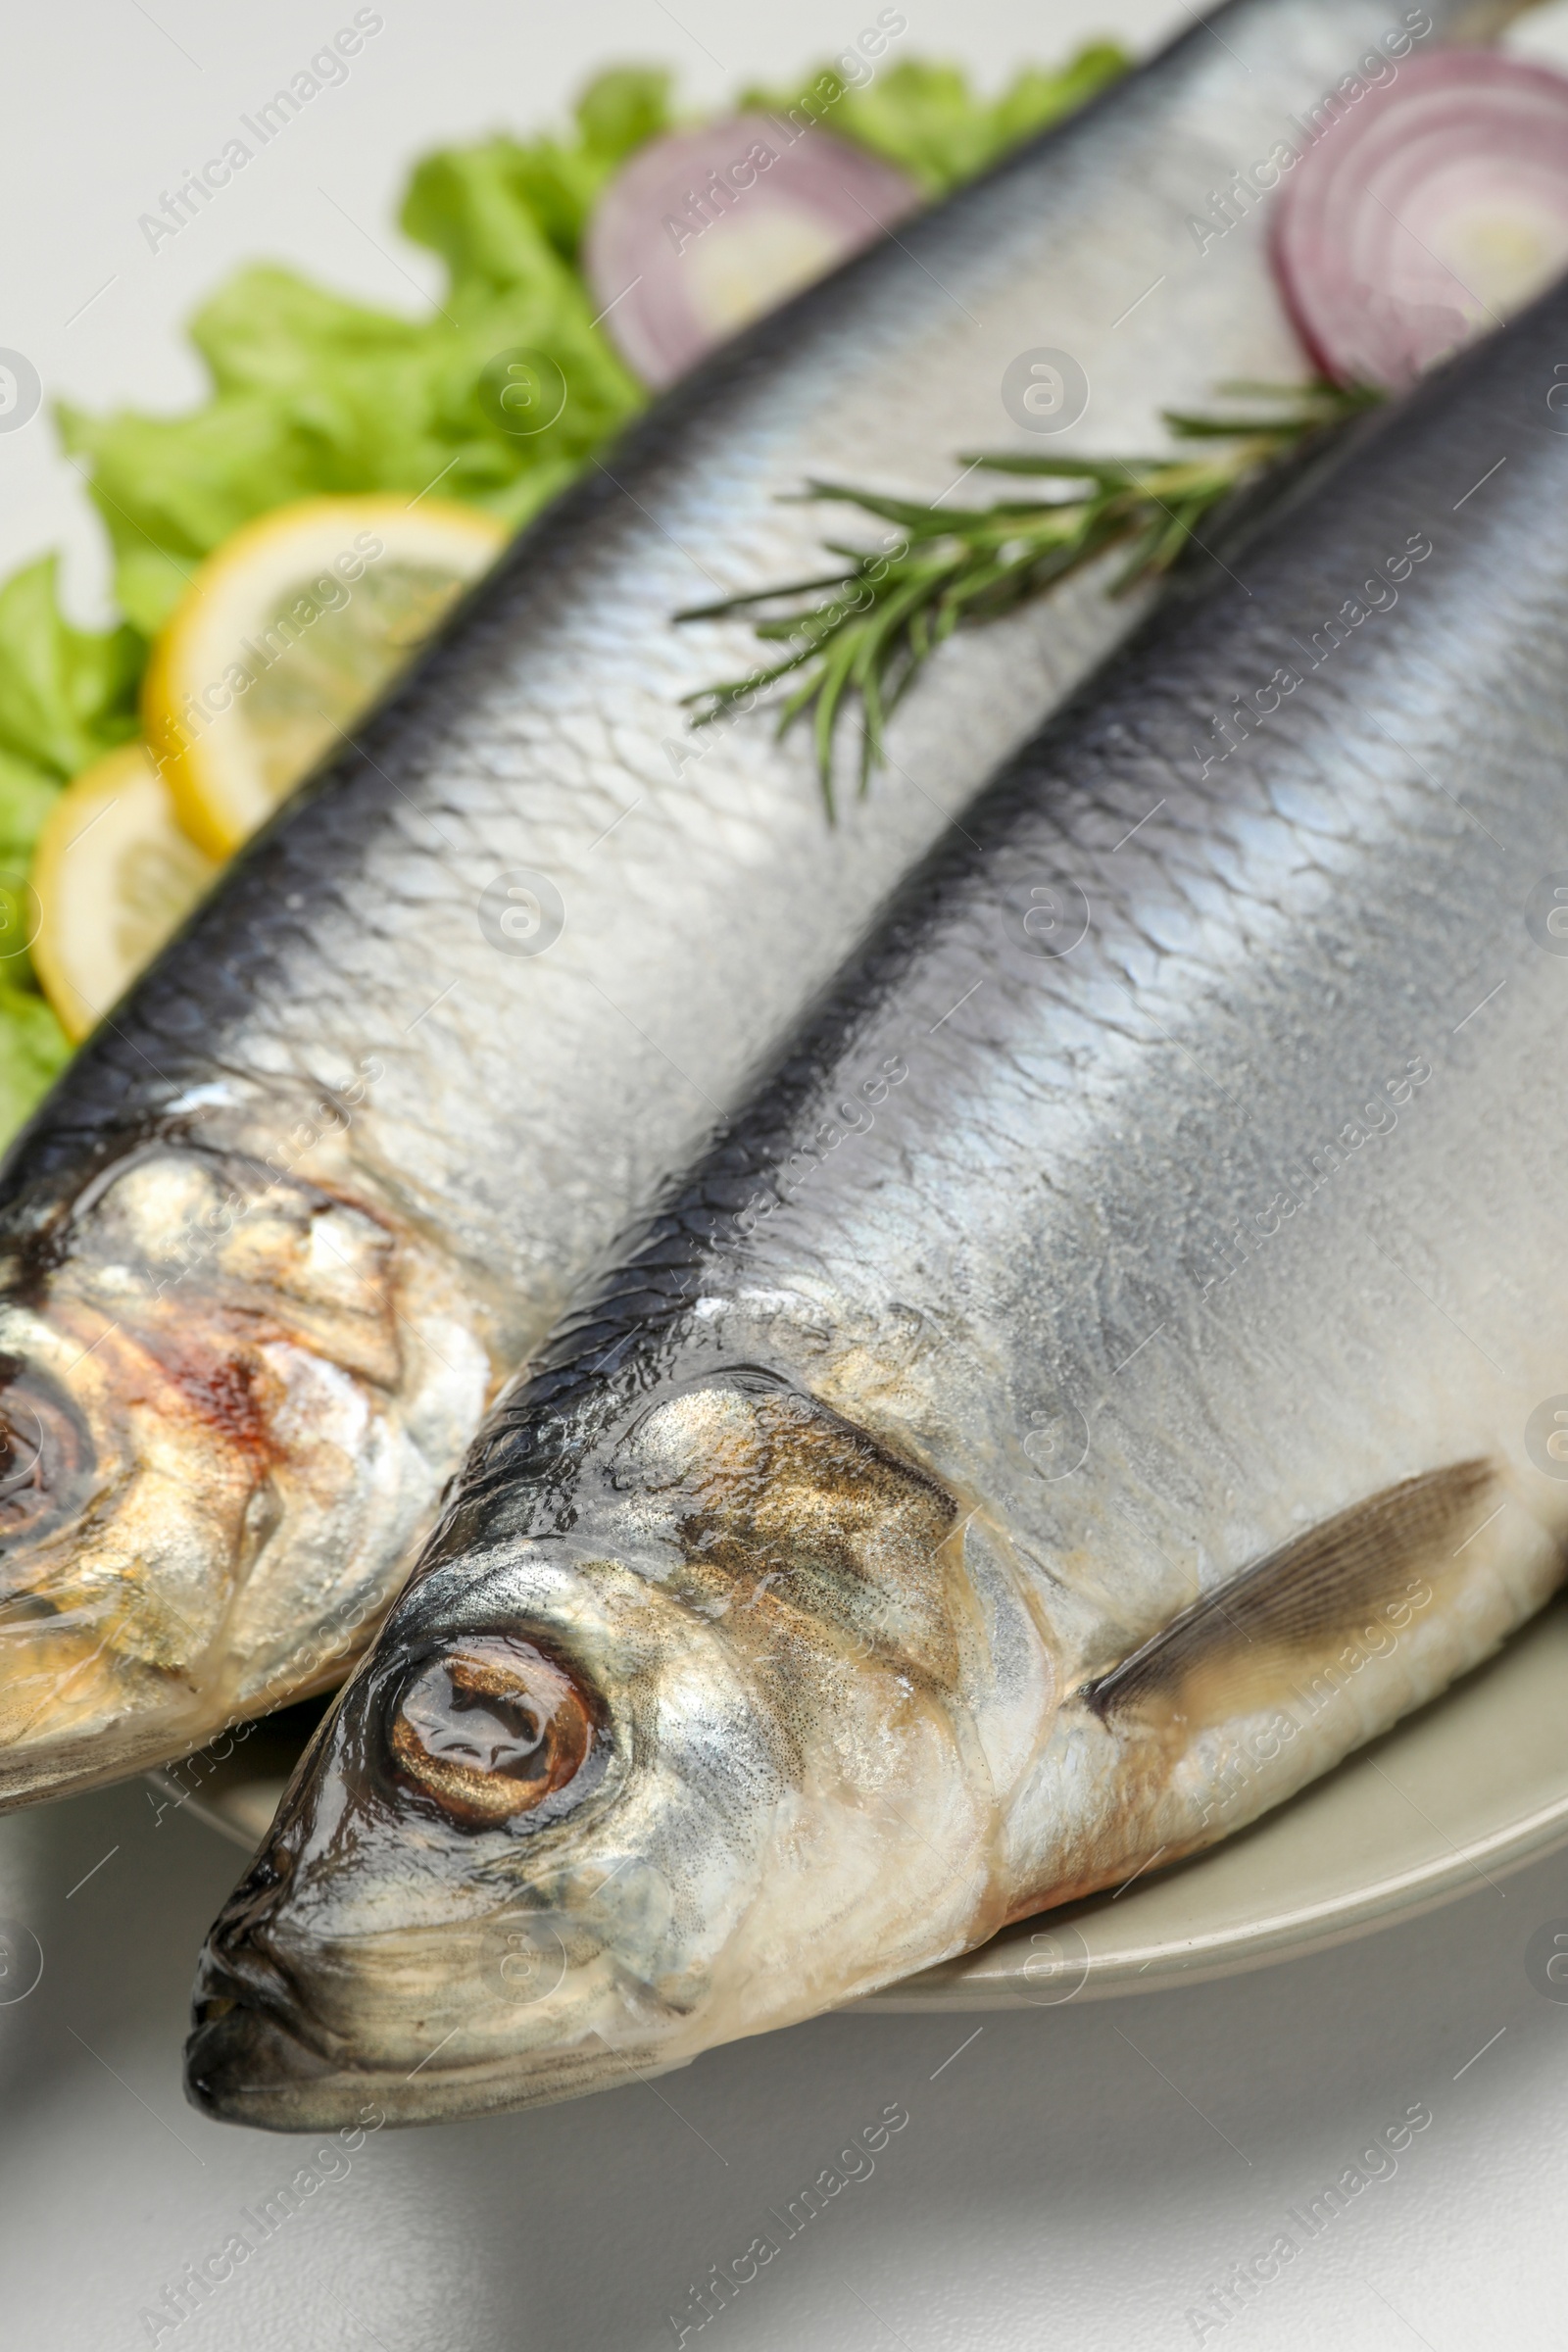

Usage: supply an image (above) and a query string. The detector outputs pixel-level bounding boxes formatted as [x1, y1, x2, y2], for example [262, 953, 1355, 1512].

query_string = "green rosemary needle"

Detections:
[676, 378, 1381, 815]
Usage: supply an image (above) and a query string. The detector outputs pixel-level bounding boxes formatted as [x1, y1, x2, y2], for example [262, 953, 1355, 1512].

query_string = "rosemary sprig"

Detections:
[677, 378, 1381, 814]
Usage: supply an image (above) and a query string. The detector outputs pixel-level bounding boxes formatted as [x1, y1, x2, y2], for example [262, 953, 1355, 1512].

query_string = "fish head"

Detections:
[0, 1133, 487, 1801]
[186, 1366, 1051, 2128]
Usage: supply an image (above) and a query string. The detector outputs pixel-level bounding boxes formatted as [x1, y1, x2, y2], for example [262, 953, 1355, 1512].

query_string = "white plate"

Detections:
[155, 1594, 1568, 2007]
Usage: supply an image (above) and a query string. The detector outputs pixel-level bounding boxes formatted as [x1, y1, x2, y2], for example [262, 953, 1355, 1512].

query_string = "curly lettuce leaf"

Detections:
[60, 270, 640, 633]
[0, 558, 141, 783]
[58, 68, 666, 640]
[741, 48, 1128, 194]
[405, 65, 673, 270]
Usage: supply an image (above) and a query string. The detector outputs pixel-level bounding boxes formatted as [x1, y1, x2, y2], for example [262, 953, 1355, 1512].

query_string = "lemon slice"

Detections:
[142, 495, 508, 858]
[31, 743, 218, 1041]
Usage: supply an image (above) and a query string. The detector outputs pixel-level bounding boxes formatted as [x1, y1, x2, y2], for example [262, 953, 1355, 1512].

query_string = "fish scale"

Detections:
[1, 0, 1486, 1806]
[187, 263, 1568, 2132]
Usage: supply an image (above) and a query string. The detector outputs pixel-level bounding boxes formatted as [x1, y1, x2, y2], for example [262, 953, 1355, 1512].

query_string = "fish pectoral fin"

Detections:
[1080, 1457, 1499, 1732]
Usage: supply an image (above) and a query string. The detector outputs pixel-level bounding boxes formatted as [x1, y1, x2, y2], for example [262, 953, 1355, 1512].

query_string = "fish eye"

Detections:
[388, 1635, 602, 1829]
[0, 1366, 90, 1545]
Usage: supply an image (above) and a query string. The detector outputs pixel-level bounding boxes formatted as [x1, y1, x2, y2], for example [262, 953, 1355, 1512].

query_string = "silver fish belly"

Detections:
[185, 260, 1568, 2132]
[0, 0, 1484, 1806]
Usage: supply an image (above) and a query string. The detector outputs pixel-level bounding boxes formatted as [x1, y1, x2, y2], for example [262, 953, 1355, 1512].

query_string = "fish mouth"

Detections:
[185, 1998, 344, 2131]
[185, 1930, 413, 2132]
[184, 1984, 672, 2132]
[186, 1849, 684, 2132]
[184, 1870, 355, 2130]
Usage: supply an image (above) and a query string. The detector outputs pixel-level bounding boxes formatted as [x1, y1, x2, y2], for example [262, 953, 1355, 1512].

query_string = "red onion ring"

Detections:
[583, 113, 921, 390]
[1273, 48, 1568, 390]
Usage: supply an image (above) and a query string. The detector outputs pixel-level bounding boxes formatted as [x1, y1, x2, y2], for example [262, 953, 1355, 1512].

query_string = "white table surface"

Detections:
[5, 5, 1568, 2347]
